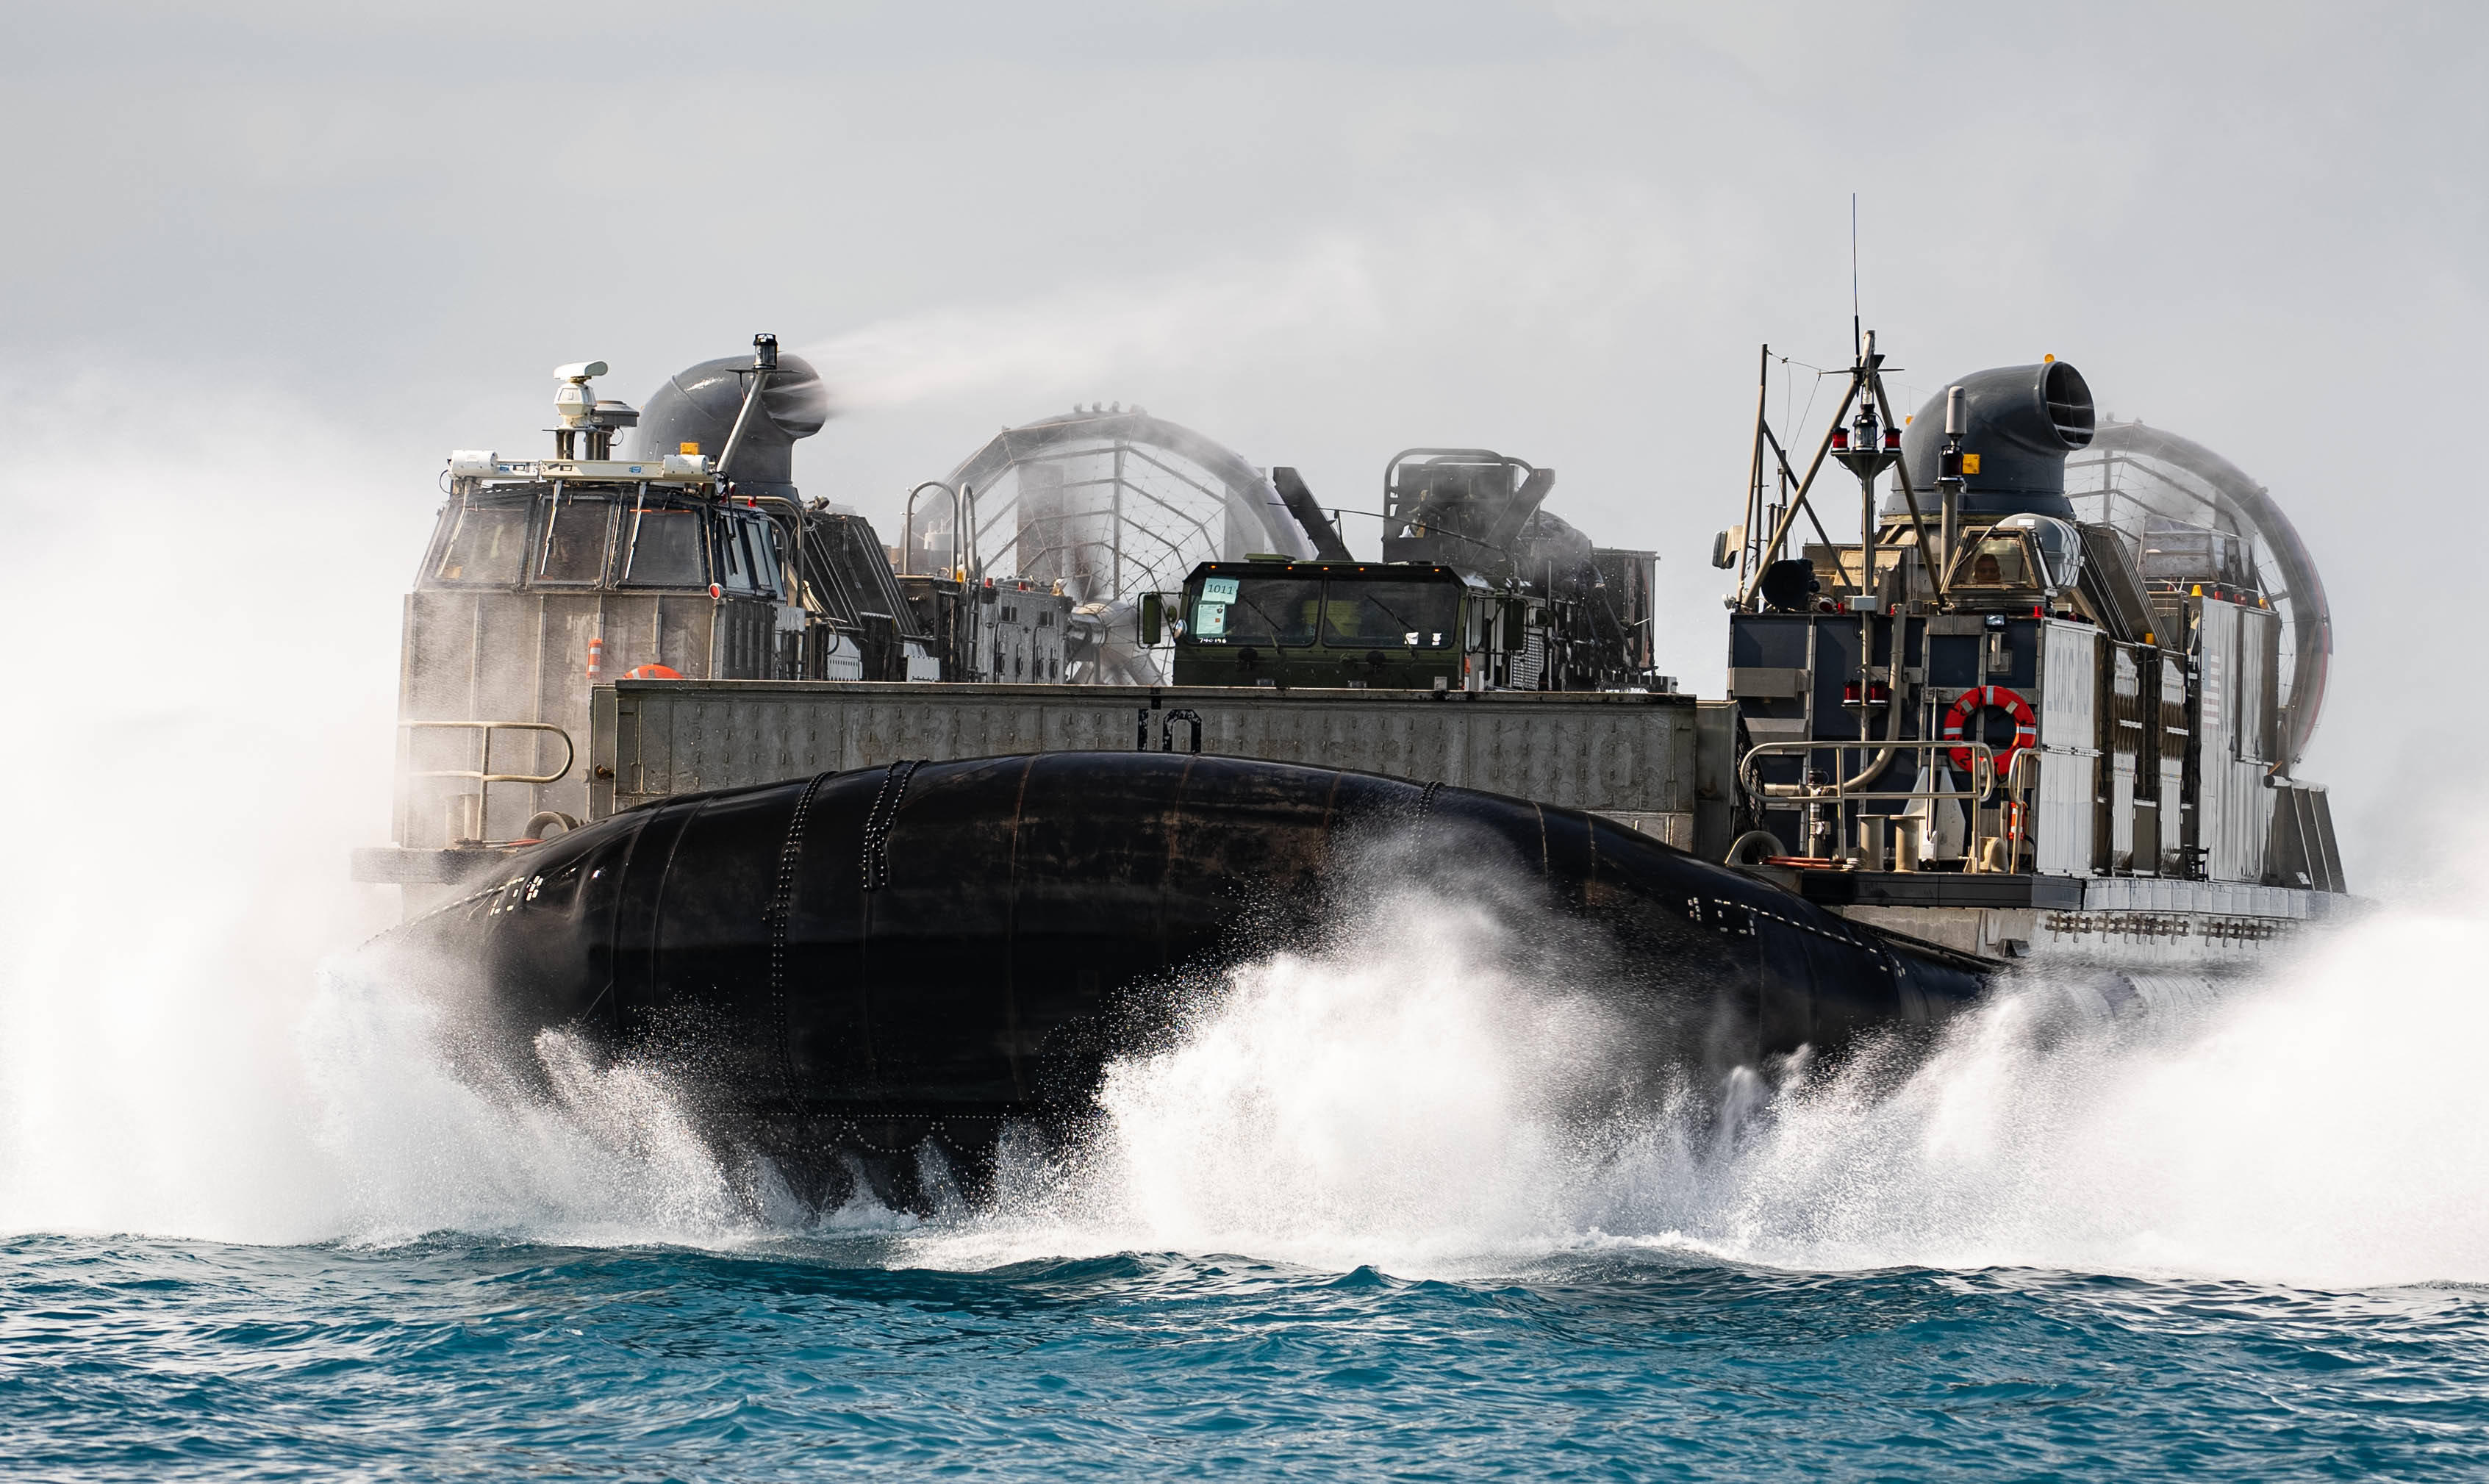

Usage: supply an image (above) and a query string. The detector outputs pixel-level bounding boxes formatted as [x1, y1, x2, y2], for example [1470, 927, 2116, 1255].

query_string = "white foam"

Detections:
[925, 886, 2489, 1289]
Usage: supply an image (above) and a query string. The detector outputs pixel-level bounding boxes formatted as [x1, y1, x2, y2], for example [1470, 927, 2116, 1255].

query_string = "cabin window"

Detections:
[718, 518, 752, 590]
[619, 507, 707, 587]
[1955, 533, 2033, 589]
[745, 520, 784, 598]
[1320, 580, 1458, 649]
[430, 503, 529, 586]
[534, 496, 613, 584]
[2141, 519, 2252, 591]
[719, 515, 776, 595]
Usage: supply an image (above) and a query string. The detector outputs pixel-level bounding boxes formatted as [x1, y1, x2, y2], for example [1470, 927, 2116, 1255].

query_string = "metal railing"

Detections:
[1738, 739, 2004, 868]
[2001, 745, 2044, 875]
[901, 479, 979, 581]
[404, 720, 575, 845]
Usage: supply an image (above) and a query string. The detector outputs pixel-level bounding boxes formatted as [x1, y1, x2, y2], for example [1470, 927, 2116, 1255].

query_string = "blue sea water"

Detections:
[4, 1234, 2485, 1480]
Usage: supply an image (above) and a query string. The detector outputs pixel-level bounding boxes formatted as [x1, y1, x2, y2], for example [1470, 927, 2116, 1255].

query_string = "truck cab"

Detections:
[1166, 560, 1511, 689]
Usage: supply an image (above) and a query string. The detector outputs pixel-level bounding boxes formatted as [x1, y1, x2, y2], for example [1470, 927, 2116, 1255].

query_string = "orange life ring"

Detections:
[623, 663, 683, 680]
[1941, 685, 2037, 773]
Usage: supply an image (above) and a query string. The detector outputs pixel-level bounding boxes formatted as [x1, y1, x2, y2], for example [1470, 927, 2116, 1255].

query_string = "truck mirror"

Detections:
[1139, 592, 1164, 647]
[1501, 598, 1528, 652]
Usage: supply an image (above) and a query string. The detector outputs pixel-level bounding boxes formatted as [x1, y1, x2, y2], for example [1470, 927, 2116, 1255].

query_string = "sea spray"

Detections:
[0, 390, 778, 1249]
[926, 886, 2489, 1288]
[1645, 898, 2489, 1285]
[294, 964, 773, 1247]
[1091, 887, 1608, 1255]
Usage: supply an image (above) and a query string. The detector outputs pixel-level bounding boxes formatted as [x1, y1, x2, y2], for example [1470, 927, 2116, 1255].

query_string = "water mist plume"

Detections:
[801, 199, 1686, 413]
[805, 239, 1384, 411]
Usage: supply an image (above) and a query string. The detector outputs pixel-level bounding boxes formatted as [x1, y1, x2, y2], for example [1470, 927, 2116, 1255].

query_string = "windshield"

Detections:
[535, 495, 613, 584]
[719, 515, 760, 592]
[1322, 579, 1458, 648]
[1955, 532, 2033, 589]
[747, 520, 784, 598]
[719, 515, 781, 597]
[620, 506, 708, 587]
[2141, 519, 2252, 589]
[430, 502, 529, 586]
[1997, 515, 2083, 590]
[1194, 575, 1322, 645]
[1186, 573, 1460, 648]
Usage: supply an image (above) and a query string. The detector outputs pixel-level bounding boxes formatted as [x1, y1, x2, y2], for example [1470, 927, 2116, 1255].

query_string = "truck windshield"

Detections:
[1186, 573, 1460, 648]
[1194, 575, 1322, 645]
[1321, 579, 1458, 649]
[431, 503, 529, 586]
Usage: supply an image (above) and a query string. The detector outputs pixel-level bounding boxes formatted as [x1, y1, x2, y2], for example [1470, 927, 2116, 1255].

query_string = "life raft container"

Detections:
[1941, 685, 2038, 774]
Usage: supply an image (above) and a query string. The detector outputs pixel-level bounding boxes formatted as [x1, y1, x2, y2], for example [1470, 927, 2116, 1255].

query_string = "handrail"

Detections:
[2002, 745, 2044, 875]
[1738, 739, 1996, 804]
[404, 720, 576, 785]
[903, 480, 964, 578]
[1738, 738, 2000, 869]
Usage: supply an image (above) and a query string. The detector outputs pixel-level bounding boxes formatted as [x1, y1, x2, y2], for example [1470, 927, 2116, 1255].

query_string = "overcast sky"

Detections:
[4, 0, 2482, 883]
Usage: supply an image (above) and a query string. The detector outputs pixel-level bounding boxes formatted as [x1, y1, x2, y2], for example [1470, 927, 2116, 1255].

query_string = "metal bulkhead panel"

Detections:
[2031, 620, 2103, 875]
[2037, 619, 2102, 749]
[2188, 596, 2233, 877]
[2103, 642, 2145, 873]
[2185, 597, 2279, 883]
[2155, 645, 2188, 875]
